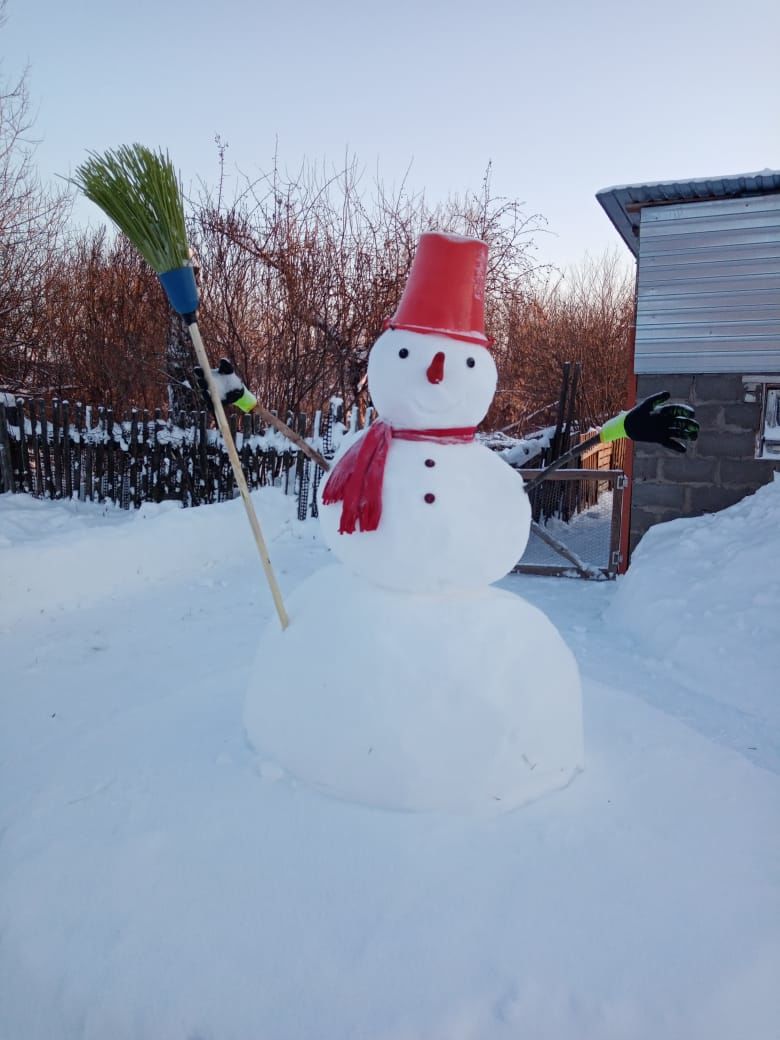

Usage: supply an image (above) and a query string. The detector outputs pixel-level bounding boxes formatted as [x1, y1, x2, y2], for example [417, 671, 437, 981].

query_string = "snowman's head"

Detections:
[367, 328, 497, 429]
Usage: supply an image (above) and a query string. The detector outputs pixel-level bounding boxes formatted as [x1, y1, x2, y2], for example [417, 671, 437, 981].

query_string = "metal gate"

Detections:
[513, 467, 628, 580]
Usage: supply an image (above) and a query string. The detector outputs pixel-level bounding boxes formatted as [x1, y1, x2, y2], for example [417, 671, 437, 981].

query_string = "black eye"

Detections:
[399, 348, 409, 359]
[466, 357, 476, 368]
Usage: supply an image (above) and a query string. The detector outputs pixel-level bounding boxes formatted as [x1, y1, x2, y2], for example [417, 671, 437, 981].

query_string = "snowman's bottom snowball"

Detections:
[244, 566, 583, 815]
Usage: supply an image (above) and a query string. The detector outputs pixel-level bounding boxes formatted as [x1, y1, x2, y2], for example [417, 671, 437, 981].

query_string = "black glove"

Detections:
[624, 391, 699, 454]
[193, 359, 256, 414]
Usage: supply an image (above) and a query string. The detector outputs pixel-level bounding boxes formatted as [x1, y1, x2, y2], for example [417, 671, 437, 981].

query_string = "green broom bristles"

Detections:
[72, 144, 190, 274]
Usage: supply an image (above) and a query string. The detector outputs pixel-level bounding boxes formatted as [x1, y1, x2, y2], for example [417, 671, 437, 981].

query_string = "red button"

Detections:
[424, 493, 435, 504]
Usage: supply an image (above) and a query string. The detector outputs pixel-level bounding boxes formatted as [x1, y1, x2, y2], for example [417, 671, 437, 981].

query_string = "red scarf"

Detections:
[321, 420, 476, 534]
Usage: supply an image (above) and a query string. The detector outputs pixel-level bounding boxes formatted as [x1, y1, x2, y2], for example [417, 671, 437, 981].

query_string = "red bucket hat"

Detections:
[383, 232, 490, 347]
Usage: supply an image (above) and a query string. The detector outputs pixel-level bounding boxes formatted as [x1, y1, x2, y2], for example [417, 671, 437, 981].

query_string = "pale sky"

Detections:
[4, 0, 779, 274]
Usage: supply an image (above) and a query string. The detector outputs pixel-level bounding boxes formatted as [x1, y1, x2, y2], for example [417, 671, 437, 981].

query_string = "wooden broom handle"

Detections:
[188, 322, 289, 630]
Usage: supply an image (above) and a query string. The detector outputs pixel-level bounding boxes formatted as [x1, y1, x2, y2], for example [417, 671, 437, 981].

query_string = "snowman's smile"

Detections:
[411, 390, 460, 416]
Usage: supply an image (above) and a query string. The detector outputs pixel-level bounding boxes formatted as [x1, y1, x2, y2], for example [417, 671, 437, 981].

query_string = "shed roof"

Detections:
[596, 169, 780, 256]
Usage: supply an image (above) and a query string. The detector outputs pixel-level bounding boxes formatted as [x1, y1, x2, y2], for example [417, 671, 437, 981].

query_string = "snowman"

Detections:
[318, 233, 531, 593]
[244, 232, 583, 815]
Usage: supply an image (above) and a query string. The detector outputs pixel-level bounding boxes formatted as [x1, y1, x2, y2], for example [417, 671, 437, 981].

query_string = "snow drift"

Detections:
[607, 474, 780, 723]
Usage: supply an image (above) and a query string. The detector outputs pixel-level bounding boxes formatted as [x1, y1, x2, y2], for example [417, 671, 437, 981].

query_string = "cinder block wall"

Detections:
[630, 373, 780, 552]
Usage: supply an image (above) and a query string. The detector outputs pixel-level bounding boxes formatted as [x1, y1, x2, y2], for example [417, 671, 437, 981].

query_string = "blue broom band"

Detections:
[159, 264, 199, 322]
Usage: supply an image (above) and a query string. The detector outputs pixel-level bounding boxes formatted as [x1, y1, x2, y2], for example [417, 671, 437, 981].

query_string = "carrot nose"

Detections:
[426, 351, 445, 384]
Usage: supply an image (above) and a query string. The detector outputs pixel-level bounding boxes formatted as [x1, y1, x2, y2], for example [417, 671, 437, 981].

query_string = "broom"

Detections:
[72, 144, 289, 629]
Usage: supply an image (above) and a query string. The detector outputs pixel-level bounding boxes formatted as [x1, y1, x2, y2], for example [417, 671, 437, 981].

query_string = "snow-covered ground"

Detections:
[1, 484, 778, 1039]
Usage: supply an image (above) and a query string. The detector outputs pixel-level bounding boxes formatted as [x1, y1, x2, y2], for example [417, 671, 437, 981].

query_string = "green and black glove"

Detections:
[193, 358, 257, 415]
[600, 391, 699, 454]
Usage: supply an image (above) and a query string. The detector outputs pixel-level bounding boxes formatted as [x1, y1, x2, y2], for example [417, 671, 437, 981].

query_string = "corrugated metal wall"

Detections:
[635, 195, 780, 374]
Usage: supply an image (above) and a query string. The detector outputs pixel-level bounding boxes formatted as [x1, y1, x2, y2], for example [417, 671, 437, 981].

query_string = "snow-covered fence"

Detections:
[0, 396, 360, 515]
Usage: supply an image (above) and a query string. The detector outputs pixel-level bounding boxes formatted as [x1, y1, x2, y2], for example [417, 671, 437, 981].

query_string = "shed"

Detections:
[597, 169, 780, 556]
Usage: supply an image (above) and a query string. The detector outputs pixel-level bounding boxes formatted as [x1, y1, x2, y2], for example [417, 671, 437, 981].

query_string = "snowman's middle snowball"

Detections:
[319, 328, 532, 592]
[319, 435, 531, 593]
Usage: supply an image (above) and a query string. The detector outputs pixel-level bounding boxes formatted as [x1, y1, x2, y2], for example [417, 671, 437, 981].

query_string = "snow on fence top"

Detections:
[0, 396, 349, 515]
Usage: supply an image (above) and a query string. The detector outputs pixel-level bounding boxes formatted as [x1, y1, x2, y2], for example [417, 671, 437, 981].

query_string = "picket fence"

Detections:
[0, 396, 362, 522]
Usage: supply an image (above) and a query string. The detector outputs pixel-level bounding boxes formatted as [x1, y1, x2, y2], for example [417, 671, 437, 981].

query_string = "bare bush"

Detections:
[486, 251, 634, 432]
[42, 228, 169, 408]
[0, 2, 71, 396]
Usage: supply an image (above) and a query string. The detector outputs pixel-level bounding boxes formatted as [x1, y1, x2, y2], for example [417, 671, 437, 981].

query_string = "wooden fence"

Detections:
[0, 396, 365, 521]
[0, 396, 623, 526]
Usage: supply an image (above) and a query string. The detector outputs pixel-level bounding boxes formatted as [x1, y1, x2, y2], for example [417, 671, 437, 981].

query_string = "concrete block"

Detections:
[636, 375, 694, 402]
[633, 455, 663, 481]
[721, 401, 762, 431]
[693, 374, 745, 403]
[685, 484, 753, 515]
[696, 429, 758, 459]
[692, 404, 724, 430]
[660, 456, 719, 484]
[633, 481, 686, 510]
[719, 458, 777, 487]
[631, 503, 675, 527]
